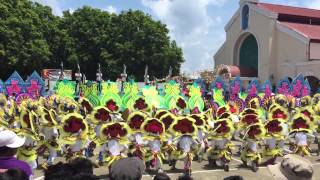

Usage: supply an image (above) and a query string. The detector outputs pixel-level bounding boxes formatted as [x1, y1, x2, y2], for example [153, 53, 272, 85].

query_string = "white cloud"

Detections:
[142, 0, 227, 73]
[33, 0, 63, 16]
[104, 5, 117, 14]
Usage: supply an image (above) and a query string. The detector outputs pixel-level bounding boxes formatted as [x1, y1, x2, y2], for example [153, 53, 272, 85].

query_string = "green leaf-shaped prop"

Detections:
[55, 80, 76, 98]
[142, 85, 164, 109]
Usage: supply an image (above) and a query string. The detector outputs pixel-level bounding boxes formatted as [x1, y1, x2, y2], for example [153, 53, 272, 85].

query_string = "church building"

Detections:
[214, 0, 320, 88]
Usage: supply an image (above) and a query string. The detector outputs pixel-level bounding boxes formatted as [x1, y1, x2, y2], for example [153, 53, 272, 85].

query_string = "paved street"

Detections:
[33, 142, 320, 180]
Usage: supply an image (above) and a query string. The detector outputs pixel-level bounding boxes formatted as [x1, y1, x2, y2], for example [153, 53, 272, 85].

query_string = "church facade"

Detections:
[214, 0, 320, 87]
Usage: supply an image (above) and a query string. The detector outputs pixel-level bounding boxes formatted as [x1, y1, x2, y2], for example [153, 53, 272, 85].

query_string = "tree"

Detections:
[0, 0, 184, 81]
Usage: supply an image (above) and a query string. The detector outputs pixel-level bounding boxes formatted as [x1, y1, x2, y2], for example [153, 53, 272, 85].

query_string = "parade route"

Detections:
[33, 142, 320, 180]
[33, 157, 320, 180]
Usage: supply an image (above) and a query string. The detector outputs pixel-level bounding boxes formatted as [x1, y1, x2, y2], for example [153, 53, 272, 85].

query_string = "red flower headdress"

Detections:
[91, 106, 112, 124]
[240, 114, 260, 127]
[212, 118, 234, 137]
[245, 123, 265, 140]
[154, 110, 170, 119]
[63, 115, 87, 134]
[189, 114, 206, 130]
[290, 113, 313, 134]
[127, 111, 147, 132]
[216, 106, 228, 118]
[160, 113, 175, 130]
[80, 98, 93, 114]
[105, 99, 120, 112]
[264, 119, 287, 139]
[170, 117, 197, 137]
[268, 105, 289, 121]
[142, 118, 165, 138]
[240, 108, 258, 117]
[133, 97, 150, 111]
[41, 108, 58, 126]
[176, 97, 187, 110]
[100, 122, 130, 141]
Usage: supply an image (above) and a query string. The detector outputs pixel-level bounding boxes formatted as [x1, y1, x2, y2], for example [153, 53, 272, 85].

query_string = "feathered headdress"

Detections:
[142, 118, 165, 140]
[99, 122, 131, 143]
[291, 74, 304, 98]
[159, 113, 176, 131]
[244, 123, 266, 140]
[209, 118, 234, 139]
[268, 104, 289, 121]
[211, 76, 226, 107]
[298, 107, 315, 123]
[216, 106, 229, 118]
[301, 79, 311, 98]
[239, 113, 261, 128]
[129, 97, 151, 112]
[0, 93, 7, 107]
[91, 106, 112, 124]
[239, 108, 258, 117]
[79, 98, 94, 115]
[229, 76, 242, 101]
[19, 108, 38, 140]
[154, 109, 170, 119]
[260, 80, 273, 110]
[247, 96, 261, 109]
[189, 114, 207, 131]
[273, 94, 289, 108]
[290, 113, 314, 134]
[169, 116, 198, 138]
[58, 99, 79, 114]
[300, 96, 311, 108]
[276, 77, 292, 97]
[312, 93, 320, 106]
[40, 108, 58, 127]
[60, 113, 88, 144]
[127, 111, 147, 133]
[264, 119, 287, 140]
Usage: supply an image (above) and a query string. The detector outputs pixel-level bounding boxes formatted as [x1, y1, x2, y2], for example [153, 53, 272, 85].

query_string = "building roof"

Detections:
[257, 3, 320, 19]
[279, 22, 320, 42]
[257, 3, 320, 41]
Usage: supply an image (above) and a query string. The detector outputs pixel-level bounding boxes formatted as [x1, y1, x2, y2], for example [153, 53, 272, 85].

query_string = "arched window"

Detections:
[242, 5, 249, 30]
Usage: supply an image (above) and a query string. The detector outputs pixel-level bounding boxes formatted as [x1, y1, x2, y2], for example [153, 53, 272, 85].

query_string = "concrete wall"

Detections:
[214, 3, 278, 82]
[214, 2, 317, 82]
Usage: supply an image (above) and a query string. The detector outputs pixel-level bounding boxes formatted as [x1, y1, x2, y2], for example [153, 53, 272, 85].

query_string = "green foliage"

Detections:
[0, 1, 184, 80]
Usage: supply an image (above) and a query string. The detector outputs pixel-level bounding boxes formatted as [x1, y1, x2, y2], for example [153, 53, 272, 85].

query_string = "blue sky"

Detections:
[34, 0, 320, 73]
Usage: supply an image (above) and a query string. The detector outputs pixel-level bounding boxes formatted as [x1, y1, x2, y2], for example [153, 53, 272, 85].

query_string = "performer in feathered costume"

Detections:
[59, 113, 88, 161]
[313, 103, 320, 155]
[207, 117, 234, 171]
[17, 108, 40, 169]
[79, 97, 94, 118]
[268, 104, 290, 122]
[263, 118, 287, 165]
[288, 113, 315, 156]
[89, 106, 113, 162]
[98, 122, 131, 167]
[127, 111, 147, 160]
[142, 118, 166, 173]
[240, 122, 266, 172]
[169, 116, 198, 175]
[58, 98, 79, 115]
[189, 114, 208, 162]
[0, 94, 9, 130]
[37, 108, 60, 168]
[158, 111, 176, 164]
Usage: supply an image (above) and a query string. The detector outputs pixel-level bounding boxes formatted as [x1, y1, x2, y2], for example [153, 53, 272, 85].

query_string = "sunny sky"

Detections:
[34, 0, 320, 73]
